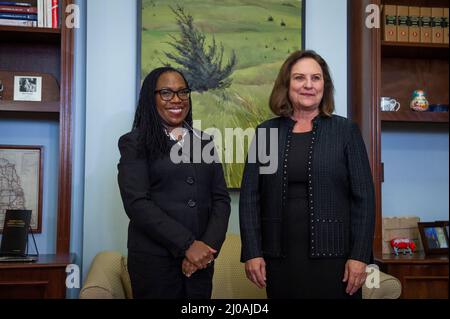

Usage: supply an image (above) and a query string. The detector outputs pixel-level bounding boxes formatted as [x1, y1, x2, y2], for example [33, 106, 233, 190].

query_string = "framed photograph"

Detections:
[418, 221, 449, 255]
[139, 0, 305, 188]
[13, 75, 42, 102]
[0, 145, 43, 233]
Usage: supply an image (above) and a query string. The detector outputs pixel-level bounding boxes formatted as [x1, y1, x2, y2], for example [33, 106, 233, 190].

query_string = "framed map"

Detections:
[0, 145, 43, 233]
[140, 0, 304, 188]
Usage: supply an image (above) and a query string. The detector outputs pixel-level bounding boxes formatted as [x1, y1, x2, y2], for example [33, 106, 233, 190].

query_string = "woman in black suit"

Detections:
[118, 67, 230, 299]
[239, 50, 375, 299]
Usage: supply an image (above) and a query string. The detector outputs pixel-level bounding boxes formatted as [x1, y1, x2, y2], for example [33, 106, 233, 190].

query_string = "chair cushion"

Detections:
[212, 233, 267, 299]
[362, 270, 402, 299]
[121, 256, 133, 299]
[79, 251, 126, 299]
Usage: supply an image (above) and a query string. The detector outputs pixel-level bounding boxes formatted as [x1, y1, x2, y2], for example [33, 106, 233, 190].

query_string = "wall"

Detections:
[82, 0, 138, 277]
[305, 0, 348, 117]
[0, 117, 59, 254]
[83, 0, 347, 280]
[382, 124, 449, 222]
[80, 0, 349, 279]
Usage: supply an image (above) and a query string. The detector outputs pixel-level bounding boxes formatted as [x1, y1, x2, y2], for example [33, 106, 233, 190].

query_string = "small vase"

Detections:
[410, 90, 429, 112]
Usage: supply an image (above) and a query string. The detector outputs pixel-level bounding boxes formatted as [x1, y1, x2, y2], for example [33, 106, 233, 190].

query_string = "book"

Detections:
[420, 7, 432, 44]
[444, 8, 449, 45]
[0, 1, 32, 6]
[0, 5, 37, 13]
[397, 5, 409, 42]
[431, 7, 444, 44]
[0, 209, 32, 256]
[408, 7, 421, 43]
[51, 0, 57, 28]
[0, 17, 35, 25]
[0, 12, 37, 20]
[383, 5, 397, 42]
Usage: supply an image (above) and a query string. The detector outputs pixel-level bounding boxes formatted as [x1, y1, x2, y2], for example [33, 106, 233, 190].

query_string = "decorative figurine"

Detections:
[390, 238, 416, 256]
[410, 89, 429, 112]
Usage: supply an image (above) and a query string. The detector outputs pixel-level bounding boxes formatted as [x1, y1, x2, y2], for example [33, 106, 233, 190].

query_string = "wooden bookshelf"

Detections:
[381, 41, 450, 59]
[0, 100, 60, 113]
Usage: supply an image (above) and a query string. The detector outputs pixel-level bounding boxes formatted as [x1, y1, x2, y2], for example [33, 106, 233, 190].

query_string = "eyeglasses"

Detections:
[154, 88, 191, 101]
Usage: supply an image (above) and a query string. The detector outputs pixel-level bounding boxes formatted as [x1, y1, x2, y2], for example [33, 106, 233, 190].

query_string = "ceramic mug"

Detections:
[381, 97, 401, 111]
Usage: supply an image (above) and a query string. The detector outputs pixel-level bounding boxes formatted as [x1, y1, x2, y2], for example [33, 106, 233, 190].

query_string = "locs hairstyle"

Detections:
[132, 67, 193, 159]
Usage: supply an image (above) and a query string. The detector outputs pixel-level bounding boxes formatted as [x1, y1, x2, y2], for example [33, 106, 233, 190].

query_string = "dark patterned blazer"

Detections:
[118, 129, 230, 258]
[239, 115, 375, 264]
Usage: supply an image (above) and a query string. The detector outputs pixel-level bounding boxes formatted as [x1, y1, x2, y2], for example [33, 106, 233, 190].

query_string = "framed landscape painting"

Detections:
[140, 0, 305, 188]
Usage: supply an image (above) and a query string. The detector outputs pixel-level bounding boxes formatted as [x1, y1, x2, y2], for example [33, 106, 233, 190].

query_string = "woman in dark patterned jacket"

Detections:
[239, 50, 375, 299]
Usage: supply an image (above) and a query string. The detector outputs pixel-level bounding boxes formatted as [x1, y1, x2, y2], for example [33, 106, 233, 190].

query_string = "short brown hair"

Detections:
[269, 50, 335, 117]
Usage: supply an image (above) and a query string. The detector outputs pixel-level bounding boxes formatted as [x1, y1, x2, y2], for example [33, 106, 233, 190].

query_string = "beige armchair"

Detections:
[80, 234, 401, 299]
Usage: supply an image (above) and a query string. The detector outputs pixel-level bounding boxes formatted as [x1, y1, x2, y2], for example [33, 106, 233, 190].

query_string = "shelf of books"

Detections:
[0, 0, 60, 29]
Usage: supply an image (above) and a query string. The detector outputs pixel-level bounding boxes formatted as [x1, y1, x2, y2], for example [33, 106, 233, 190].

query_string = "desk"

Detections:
[0, 254, 74, 299]
[375, 253, 448, 299]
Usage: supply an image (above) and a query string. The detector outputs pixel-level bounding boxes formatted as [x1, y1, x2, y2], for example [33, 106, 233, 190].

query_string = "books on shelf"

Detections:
[444, 8, 449, 44]
[0, 1, 32, 6]
[382, 5, 449, 45]
[0, 4, 37, 13]
[432, 7, 444, 44]
[51, 0, 57, 28]
[0, 0, 59, 28]
[408, 7, 421, 43]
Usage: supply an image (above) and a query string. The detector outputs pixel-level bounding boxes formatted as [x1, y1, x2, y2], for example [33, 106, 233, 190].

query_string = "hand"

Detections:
[343, 259, 367, 295]
[182, 258, 198, 278]
[185, 240, 216, 269]
[245, 257, 266, 289]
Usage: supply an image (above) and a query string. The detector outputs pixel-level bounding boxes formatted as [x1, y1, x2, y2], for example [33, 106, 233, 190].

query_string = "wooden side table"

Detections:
[375, 253, 449, 299]
[0, 254, 74, 299]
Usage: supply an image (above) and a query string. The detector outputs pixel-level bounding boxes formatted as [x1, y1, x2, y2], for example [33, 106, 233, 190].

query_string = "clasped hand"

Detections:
[182, 240, 216, 277]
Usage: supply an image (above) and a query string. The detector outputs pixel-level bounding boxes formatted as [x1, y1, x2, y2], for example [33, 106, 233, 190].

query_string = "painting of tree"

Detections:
[141, 0, 303, 188]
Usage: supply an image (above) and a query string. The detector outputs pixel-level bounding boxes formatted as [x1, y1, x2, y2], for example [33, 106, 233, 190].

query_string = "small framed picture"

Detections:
[418, 221, 449, 255]
[13, 75, 42, 102]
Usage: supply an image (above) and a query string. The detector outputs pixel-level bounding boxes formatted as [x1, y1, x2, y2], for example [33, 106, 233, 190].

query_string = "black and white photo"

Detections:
[13, 76, 42, 102]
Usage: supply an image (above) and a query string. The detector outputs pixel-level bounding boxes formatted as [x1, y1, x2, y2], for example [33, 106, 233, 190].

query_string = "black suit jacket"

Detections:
[239, 115, 375, 264]
[118, 130, 231, 258]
